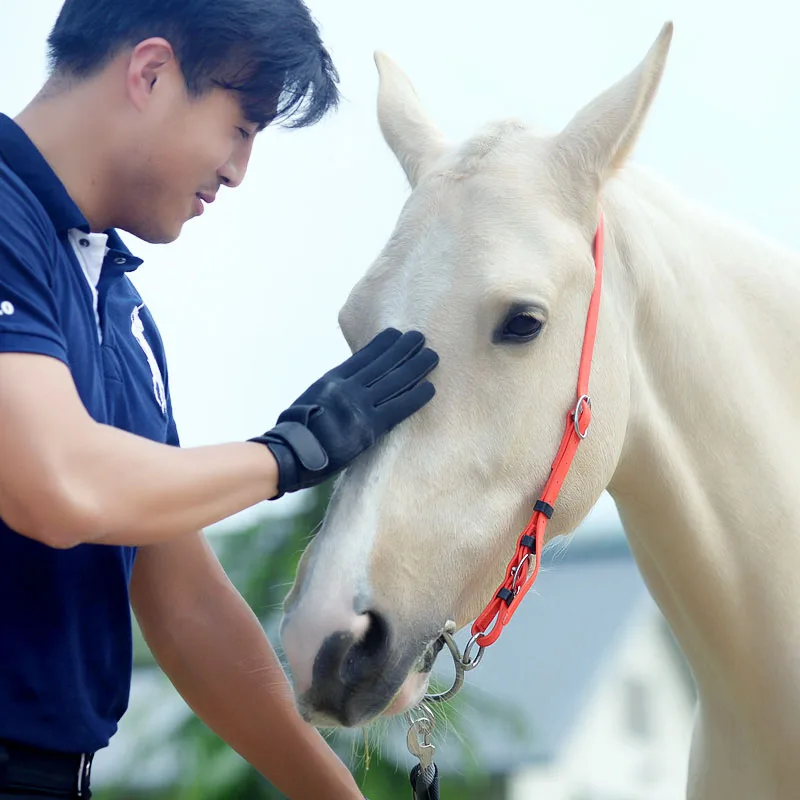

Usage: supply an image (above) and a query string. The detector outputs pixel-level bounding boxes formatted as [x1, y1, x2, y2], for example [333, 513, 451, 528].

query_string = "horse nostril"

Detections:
[309, 610, 409, 725]
[341, 610, 390, 685]
[361, 611, 390, 656]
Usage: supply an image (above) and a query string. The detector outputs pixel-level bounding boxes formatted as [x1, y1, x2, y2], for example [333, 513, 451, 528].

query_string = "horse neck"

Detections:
[603, 166, 800, 711]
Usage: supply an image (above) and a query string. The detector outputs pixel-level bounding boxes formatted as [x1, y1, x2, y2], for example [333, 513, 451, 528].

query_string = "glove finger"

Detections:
[335, 327, 403, 380]
[372, 347, 439, 407]
[376, 380, 436, 431]
[357, 329, 427, 387]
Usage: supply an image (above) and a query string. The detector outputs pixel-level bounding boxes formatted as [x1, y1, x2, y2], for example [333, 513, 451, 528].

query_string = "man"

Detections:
[0, 1, 438, 798]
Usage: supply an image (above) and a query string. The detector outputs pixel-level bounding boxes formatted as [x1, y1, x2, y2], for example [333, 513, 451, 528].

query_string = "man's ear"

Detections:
[125, 37, 178, 111]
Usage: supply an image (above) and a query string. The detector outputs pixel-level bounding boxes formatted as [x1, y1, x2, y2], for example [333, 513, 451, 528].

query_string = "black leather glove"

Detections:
[251, 327, 438, 498]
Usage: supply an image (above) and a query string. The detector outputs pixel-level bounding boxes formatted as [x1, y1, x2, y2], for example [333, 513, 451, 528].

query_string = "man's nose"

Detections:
[218, 147, 252, 189]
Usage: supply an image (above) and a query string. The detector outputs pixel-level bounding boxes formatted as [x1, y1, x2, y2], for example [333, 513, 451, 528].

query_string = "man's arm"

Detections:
[0, 353, 279, 549]
[0, 328, 436, 549]
[130, 530, 362, 799]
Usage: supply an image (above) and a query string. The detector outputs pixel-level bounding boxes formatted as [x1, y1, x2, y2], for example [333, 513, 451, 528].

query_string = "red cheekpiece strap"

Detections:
[471, 213, 605, 647]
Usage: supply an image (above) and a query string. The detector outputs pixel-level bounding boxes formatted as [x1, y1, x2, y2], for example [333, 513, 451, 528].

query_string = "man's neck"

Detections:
[15, 80, 119, 232]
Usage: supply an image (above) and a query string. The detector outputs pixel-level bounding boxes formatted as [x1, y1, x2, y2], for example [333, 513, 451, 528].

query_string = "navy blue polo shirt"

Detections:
[0, 114, 180, 753]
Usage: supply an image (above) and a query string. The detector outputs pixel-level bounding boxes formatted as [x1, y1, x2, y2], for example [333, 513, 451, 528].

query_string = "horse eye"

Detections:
[501, 313, 543, 342]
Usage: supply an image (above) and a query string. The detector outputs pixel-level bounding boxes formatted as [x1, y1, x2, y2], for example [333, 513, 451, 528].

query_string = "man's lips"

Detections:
[193, 191, 216, 217]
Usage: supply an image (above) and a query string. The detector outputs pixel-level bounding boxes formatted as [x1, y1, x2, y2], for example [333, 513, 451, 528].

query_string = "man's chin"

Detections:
[127, 225, 181, 246]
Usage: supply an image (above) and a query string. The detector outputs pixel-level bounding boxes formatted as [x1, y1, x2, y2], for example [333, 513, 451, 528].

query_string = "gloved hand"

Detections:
[251, 328, 438, 498]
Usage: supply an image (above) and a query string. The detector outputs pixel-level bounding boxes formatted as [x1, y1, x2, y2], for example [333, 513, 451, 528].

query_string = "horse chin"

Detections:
[381, 670, 431, 716]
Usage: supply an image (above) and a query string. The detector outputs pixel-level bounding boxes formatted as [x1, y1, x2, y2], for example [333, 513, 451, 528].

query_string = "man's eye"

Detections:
[238, 128, 251, 141]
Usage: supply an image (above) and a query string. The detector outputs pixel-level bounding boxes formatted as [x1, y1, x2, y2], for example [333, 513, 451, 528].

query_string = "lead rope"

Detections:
[410, 762, 440, 799]
[361, 762, 439, 798]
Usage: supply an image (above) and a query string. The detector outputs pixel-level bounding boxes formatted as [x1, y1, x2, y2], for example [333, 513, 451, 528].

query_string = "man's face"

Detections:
[118, 60, 258, 243]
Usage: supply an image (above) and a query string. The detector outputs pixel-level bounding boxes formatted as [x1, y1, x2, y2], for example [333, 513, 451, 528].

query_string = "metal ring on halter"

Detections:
[460, 632, 485, 671]
[573, 394, 592, 439]
[511, 552, 534, 595]
[423, 628, 465, 703]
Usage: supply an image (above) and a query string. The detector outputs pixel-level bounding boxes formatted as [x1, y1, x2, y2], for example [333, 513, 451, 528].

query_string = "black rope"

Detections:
[410, 762, 440, 799]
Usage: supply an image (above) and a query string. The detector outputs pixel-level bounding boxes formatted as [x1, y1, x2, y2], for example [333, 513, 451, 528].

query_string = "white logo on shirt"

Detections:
[130, 304, 167, 415]
[0, 301, 15, 316]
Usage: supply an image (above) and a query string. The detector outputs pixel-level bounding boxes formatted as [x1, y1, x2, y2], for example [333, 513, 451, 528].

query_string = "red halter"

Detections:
[469, 211, 606, 648]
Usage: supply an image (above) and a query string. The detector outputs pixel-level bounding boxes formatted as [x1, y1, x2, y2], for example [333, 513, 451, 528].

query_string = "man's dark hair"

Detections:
[46, 0, 339, 128]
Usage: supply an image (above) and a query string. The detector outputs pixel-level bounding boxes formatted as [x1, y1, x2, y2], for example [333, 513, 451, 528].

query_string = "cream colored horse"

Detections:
[280, 22, 800, 799]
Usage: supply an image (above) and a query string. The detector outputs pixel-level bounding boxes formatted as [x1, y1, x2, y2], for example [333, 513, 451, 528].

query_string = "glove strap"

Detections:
[250, 421, 329, 498]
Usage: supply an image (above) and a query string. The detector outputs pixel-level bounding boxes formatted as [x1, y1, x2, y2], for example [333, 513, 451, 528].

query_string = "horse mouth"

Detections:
[298, 631, 447, 727]
[380, 632, 448, 716]
[417, 633, 447, 673]
[382, 671, 431, 715]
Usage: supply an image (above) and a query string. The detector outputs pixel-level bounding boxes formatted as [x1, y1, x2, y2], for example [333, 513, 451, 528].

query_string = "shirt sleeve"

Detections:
[0, 187, 68, 364]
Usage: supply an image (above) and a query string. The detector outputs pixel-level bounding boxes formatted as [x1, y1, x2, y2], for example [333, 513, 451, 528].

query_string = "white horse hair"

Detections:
[280, 22, 800, 799]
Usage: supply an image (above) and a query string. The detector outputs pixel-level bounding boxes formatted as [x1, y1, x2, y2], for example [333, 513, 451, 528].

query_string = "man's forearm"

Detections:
[79, 427, 279, 547]
[13, 420, 278, 548]
[0, 353, 280, 548]
[132, 542, 362, 799]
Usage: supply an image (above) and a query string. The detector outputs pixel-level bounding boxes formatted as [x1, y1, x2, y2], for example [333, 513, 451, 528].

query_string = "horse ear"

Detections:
[556, 22, 673, 189]
[374, 52, 448, 187]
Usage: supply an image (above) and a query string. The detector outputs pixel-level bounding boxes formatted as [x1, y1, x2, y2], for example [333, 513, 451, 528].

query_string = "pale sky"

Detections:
[3, 1, 798, 532]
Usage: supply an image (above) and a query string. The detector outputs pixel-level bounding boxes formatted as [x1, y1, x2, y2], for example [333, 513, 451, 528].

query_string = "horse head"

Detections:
[280, 22, 673, 728]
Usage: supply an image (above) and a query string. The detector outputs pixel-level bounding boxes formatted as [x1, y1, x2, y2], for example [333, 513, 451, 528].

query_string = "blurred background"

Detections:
[4, 0, 799, 797]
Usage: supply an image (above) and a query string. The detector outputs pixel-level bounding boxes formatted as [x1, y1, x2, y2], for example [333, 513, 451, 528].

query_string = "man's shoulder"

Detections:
[0, 157, 37, 207]
[0, 157, 57, 242]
